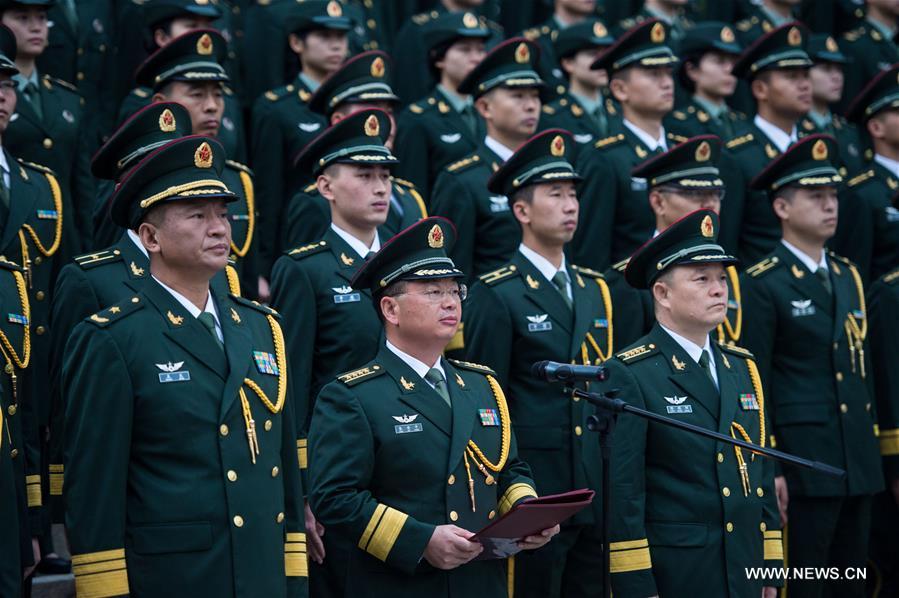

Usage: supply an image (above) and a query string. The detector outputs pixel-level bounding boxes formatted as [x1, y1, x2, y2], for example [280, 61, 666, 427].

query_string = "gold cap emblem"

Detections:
[812, 139, 828, 161]
[364, 114, 380, 137]
[370, 56, 385, 78]
[428, 224, 444, 248]
[194, 142, 213, 168]
[720, 27, 735, 43]
[650, 22, 666, 43]
[695, 141, 711, 162]
[159, 108, 176, 132]
[326, 1, 342, 17]
[787, 26, 802, 47]
[463, 12, 478, 28]
[826, 36, 839, 52]
[550, 135, 565, 157]
[197, 33, 213, 55]
[593, 22, 608, 38]
[701, 215, 714, 238]
[515, 42, 530, 64]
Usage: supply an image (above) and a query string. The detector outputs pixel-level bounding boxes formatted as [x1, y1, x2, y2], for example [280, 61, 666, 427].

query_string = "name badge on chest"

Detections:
[156, 361, 190, 383]
[791, 299, 815, 317]
[527, 314, 552, 332]
[332, 286, 361, 303]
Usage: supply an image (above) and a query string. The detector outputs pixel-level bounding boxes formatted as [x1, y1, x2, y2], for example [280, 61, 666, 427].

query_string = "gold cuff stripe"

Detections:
[74, 568, 129, 598]
[285, 544, 307, 553]
[72, 549, 126, 566]
[297, 439, 308, 447]
[286, 532, 306, 542]
[285, 551, 309, 577]
[358, 503, 387, 550]
[880, 430, 899, 456]
[50, 473, 63, 496]
[764, 530, 783, 540]
[764, 539, 784, 561]
[26, 474, 40, 484]
[367, 506, 408, 562]
[26, 483, 41, 507]
[610, 538, 649, 551]
[73, 559, 127, 575]
[499, 483, 537, 516]
[49, 464, 64, 473]
[298, 446, 308, 469]
[610, 546, 652, 573]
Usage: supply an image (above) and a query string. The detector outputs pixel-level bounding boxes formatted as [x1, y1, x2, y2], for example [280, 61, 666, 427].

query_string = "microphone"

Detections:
[531, 360, 609, 383]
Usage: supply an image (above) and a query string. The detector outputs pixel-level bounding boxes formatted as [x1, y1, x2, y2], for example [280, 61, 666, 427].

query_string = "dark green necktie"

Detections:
[816, 268, 832, 296]
[698, 350, 716, 388]
[23, 82, 42, 121]
[197, 312, 224, 353]
[552, 270, 573, 310]
[460, 103, 478, 137]
[425, 368, 451, 407]
[0, 171, 10, 209]
[591, 105, 609, 138]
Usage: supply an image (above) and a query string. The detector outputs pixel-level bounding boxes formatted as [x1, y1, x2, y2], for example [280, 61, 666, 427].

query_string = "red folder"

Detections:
[472, 489, 595, 560]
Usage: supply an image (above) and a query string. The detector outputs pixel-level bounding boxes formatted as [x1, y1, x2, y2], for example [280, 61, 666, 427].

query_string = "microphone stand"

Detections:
[570, 385, 845, 598]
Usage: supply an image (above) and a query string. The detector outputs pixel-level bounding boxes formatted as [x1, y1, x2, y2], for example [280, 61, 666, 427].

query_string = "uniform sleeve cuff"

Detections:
[764, 530, 784, 561]
[285, 532, 308, 577]
[73, 549, 129, 598]
[297, 439, 308, 470]
[49, 464, 64, 496]
[610, 538, 653, 573]
[26, 474, 42, 507]
[498, 483, 537, 516]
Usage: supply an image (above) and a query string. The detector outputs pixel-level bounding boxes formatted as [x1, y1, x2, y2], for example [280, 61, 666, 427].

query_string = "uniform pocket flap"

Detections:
[129, 521, 213, 555]
[775, 403, 829, 425]
[646, 521, 708, 547]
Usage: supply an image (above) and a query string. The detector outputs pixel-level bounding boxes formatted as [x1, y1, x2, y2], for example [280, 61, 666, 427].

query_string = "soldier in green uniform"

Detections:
[839, 0, 899, 113]
[803, 33, 865, 175]
[1, 0, 94, 255]
[117, 0, 247, 163]
[617, 0, 694, 48]
[668, 22, 748, 140]
[249, 0, 350, 279]
[429, 37, 543, 282]
[723, 22, 814, 263]
[572, 19, 684, 271]
[63, 135, 308, 598]
[308, 216, 558, 598]
[269, 109, 397, 597]
[539, 18, 620, 157]
[833, 64, 899, 282]
[597, 208, 781, 598]
[735, 0, 799, 45]
[134, 29, 259, 296]
[462, 129, 609, 598]
[393, 11, 490, 197]
[741, 135, 883, 598]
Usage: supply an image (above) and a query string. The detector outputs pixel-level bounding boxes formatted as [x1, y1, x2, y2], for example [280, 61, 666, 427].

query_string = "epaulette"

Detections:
[45, 75, 78, 92]
[572, 265, 604, 280]
[391, 176, 416, 189]
[74, 248, 123, 270]
[672, 110, 687, 121]
[411, 10, 434, 26]
[718, 343, 755, 360]
[288, 240, 328, 258]
[230, 295, 281, 319]
[847, 169, 874, 187]
[882, 268, 899, 285]
[446, 153, 480, 173]
[132, 87, 150, 98]
[522, 27, 540, 40]
[16, 158, 54, 175]
[542, 105, 556, 115]
[594, 133, 625, 149]
[479, 264, 517, 286]
[447, 359, 496, 376]
[827, 250, 856, 268]
[726, 133, 754, 149]
[620, 17, 636, 29]
[225, 159, 253, 176]
[612, 257, 630, 273]
[264, 89, 282, 101]
[408, 103, 424, 114]
[736, 18, 753, 32]
[86, 296, 144, 328]
[667, 133, 688, 144]
[746, 255, 781, 278]
[338, 364, 385, 386]
[615, 343, 658, 363]
[303, 182, 317, 193]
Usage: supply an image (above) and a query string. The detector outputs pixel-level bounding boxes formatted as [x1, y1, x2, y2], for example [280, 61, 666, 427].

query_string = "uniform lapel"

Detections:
[0, 155, 36, 253]
[828, 255, 851, 344]
[115, 233, 150, 294]
[379, 346, 453, 437]
[40, 81, 64, 137]
[515, 252, 573, 334]
[444, 360, 476, 475]
[714, 345, 739, 435]
[11, 96, 46, 133]
[655, 324, 720, 419]
[325, 228, 366, 287]
[777, 244, 832, 314]
[567, 265, 595, 359]
[218, 294, 253, 419]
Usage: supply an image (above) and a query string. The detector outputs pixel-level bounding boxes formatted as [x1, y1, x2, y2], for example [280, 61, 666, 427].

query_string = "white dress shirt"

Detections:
[659, 323, 718, 388]
[385, 339, 446, 387]
[753, 114, 797, 153]
[874, 153, 899, 179]
[518, 243, 572, 302]
[623, 119, 668, 152]
[153, 276, 223, 342]
[781, 239, 828, 274]
[484, 135, 515, 162]
[330, 223, 381, 258]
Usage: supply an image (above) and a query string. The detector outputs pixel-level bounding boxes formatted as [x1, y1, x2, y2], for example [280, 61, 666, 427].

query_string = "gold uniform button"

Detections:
[271, 466, 279, 477]
[36, 291, 45, 300]
[572, 395, 580, 402]
[488, 510, 496, 520]
[4, 363, 12, 374]
[220, 424, 229, 436]
[36, 326, 45, 335]
[836, 372, 844, 382]
[10, 448, 17, 458]
[760, 522, 767, 532]
[227, 470, 237, 482]
[726, 522, 734, 532]
[450, 511, 459, 522]
[131, 297, 140, 303]
[447, 474, 455, 485]
[722, 487, 730, 497]
[77, 72, 85, 81]
[233, 515, 244, 527]
[840, 403, 848, 414]
[276, 512, 285, 523]
[77, 47, 84, 56]
[866, 403, 871, 412]
[34, 256, 42, 265]
[717, 452, 724, 463]
[575, 425, 583, 436]
[7, 404, 16, 416]
[833, 342, 838, 350]
[757, 487, 764, 497]
[264, 419, 272, 431]
[42, 138, 53, 149]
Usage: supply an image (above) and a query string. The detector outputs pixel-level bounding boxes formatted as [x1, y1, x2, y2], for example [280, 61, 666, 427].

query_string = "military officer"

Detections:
[250, 0, 351, 278]
[617, 0, 694, 48]
[572, 19, 684, 271]
[282, 52, 426, 253]
[668, 22, 748, 141]
[839, 0, 899, 113]
[63, 135, 308, 598]
[599, 209, 781, 598]
[2, 367, 24, 596]
[393, 11, 490, 197]
[429, 37, 544, 282]
[539, 19, 620, 157]
[462, 129, 609, 598]
[1, 1, 94, 255]
[116, 0, 247, 163]
[308, 216, 558, 598]
[741, 135, 883, 598]
[723, 22, 814, 263]
[833, 64, 899, 282]
[734, 0, 799, 45]
[134, 29, 258, 297]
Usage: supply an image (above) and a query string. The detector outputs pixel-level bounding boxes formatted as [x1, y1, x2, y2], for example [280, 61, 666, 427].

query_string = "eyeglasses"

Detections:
[0, 81, 15, 93]
[392, 284, 468, 303]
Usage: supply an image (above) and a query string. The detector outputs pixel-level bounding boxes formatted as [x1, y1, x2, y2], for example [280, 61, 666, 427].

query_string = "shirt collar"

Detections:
[0, 149, 10, 176]
[14, 69, 39, 93]
[436, 84, 471, 113]
[781, 239, 828, 273]
[762, 5, 792, 27]
[754, 114, 797, 153]
[807, 109, 831, 130]
[875, 153, 899, 178]
[659, 323, 714, 366]
[623, 119, 667, 152]
[127, 229, 149, 258]
[645, 5, 674, 24]
[330, 223, 381, 258]
[570, 91, 602, 117]
[867, 16, 896, 40]
[385, 339, 445, 382]
[693, 95, 727, 119]
[484, 135, 515, 162]
[518, 243, 568, 284]
[152, 276, 220, 322]
[298, 72, 321, 93]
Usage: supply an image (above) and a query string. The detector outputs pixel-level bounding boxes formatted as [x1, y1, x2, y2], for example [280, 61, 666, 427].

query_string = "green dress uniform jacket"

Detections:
[618, 7, 693, 48]
[868, 267, 899, 479]
[521, 18, 568, 100]
[308, 346, 538, 597]
[599, 325, 782, 598]
[5, 75, 95, 255]
[63, 279, 308, 598]
[249, 76, 323, 274]
[463, 253, 612, 521]
[571, 129, 687, 270]
[394, 88, 485, 198]
[430, 144, 519, 282]
[281, 178, 427, 252]
[740, 245, 884, 497]
[539, 94, 623, 161]
[667, 98, 750, 141]
[799, 114, 864, 178]
[1, 379, 23, 597]
[840, 22, 899, 113]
